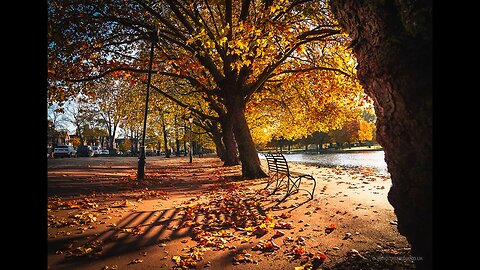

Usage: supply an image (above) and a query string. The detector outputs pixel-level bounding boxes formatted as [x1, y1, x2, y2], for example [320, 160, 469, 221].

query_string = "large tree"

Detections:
[48, 0, 352, 179]
[331, 1, 432, 269]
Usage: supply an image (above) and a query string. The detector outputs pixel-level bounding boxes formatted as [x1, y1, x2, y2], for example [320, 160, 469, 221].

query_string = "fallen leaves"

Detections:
[127, 259, 143, 265]
[290, 247, 328, 270]
[274, 230, 286, 238]
[291, 246, 305, 256]
[48, 160, 396, 270]
[48, 197, 99, 211]
[101, 265, 118, 270]
[253, 226, 268, 237]
[171, 247, 205, 269]
[275, 221, 294, 229]
[59, 240, 104, 258]
[312, 252, 327, 267]
[233, 250, 257, 265]
[71, 212, 97, 224]
[325, 223, 336, 234]
[252, 240, 280, 252]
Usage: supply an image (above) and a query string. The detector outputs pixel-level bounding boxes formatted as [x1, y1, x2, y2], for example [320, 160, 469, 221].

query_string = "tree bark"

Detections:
[331, 1, 432, 269]
[162, 123, 170, 158]
[227, 95, 267, 179]
[211, 122, 226, 161]
[220, 117, 240, 166]
[175, 138, 180, 156]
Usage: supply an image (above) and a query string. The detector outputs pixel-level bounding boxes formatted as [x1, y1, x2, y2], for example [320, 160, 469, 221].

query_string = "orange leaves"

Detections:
[233, 251, 256, 265]
[280, 212, 292, 219]
[263, 240, 280, 251]
[253, 226, 268, 237]
[127, 259, 143, 265]
[252, 240, 280, 252]
[60, 240, 103, 258]
[325, 223, 336, 234]
[171, 247, 205, 269]
[65, 200, 81, 209]
[273, 230, 286, 238]
[275, 221, 294, 229]
[265, 213, 274, 222]
[291, 245, 304, 256]
[48, 197, 99, 211]
[70, 212, 97, 224]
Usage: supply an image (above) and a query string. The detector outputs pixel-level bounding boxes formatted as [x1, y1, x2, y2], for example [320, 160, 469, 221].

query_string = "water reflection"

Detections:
[259, 150, 388, 173]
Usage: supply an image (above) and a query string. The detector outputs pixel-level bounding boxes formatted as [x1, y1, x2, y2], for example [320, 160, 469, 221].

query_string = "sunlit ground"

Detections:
[47, 155, 414, 270]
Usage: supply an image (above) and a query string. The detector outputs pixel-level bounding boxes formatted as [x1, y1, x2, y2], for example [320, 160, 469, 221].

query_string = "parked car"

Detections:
[53, 145, 77, 158]
[76, 145, 94, 157]
[100, 149, 110, 156]
[91, 146, 101, 156]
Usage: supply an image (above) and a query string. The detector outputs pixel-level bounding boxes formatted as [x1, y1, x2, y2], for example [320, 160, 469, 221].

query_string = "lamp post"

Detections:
[137, 29, 157, 180]
[188, 116, 193, 163]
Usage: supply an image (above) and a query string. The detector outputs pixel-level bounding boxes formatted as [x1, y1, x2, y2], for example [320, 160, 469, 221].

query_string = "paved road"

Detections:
[48, 156, 165, 196]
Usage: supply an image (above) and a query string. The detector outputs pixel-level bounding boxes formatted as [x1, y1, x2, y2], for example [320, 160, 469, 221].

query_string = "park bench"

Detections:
[264, 153, 317, 204]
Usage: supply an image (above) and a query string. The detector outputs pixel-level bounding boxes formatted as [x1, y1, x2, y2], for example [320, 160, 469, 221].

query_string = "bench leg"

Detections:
[264, 174, 287, 196]
[296, 175, 316, 200]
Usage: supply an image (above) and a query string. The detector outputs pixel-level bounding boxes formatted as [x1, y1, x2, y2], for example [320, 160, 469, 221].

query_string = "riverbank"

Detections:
[47, 156, 414, 269]
[259, 145, 383, 155]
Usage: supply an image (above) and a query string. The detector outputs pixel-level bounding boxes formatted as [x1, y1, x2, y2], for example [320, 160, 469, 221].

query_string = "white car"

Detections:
[100, 149, 110, 155]
[53, 145, 77, 158]
[91, 146, 101, 156]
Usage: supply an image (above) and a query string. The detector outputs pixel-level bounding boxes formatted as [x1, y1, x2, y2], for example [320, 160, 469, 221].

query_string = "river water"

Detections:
[259, 150, 389, 174]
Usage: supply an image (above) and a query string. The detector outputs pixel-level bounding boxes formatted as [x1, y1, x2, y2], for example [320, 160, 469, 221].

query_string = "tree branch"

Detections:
[205, 0, 220, 36]
[65, 67, 148, 82]
[240, 0, 251, 21]
[269, 66, 351, 78]
[165, 0, 196, 34]
[245, 29, 341, 98]
[149, 83, 219, 122]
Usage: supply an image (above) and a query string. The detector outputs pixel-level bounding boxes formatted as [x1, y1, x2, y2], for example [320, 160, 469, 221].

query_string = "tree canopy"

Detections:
[48, 0, 374, 178]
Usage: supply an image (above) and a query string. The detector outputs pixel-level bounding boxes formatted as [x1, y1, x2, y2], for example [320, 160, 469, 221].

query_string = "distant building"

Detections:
[47, 120, 71, 147]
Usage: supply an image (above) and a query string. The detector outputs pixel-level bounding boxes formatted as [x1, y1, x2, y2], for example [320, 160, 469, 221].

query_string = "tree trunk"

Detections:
[109, 125, 117, 152]
[162, 123, 170, 158]
[227, 96, 267, 179]
[183, 140, 187, 156]
[175, 139, 180, 156]
[211, 123, 226, 161]
[220, 118, 240, 166]
[331, 1, 432, 269]
[183, 122, 187, 156]
[77, 128, 84, 145]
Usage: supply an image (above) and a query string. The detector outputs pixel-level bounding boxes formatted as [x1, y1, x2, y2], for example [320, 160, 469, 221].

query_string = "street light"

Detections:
[137, 29, 157, 180]
[188, 116, 194, 163]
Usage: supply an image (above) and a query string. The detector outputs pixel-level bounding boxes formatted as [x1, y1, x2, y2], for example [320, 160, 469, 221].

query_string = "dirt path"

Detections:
[47, 155, 415, 269]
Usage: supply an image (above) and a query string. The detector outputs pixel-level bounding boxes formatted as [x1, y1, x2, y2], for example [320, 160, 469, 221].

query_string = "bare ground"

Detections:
[47, 155, 416, 270]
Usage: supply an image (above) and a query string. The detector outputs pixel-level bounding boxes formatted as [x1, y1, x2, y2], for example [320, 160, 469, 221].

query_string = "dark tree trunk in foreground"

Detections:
[227, 96, 267, 179]
[331, 1, 432, 269]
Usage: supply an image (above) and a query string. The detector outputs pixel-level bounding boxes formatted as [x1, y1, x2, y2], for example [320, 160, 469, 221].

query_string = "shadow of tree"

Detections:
[49, 186, 271, 269]
[47, 156, 249, 200]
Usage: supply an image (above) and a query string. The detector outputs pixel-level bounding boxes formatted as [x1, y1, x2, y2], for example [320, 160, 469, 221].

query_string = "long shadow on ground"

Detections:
[49, 191, 268, 269]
